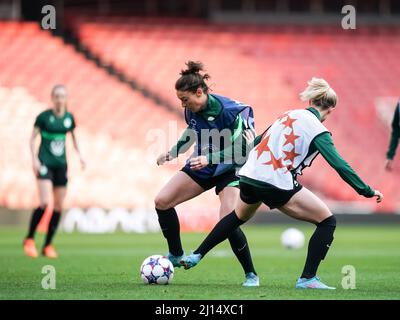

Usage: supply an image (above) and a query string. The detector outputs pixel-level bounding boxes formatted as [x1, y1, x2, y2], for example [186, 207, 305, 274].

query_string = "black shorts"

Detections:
[37, 164, 68, 187]
[181, 166, 239, 195]
[239, 180, 303, 209]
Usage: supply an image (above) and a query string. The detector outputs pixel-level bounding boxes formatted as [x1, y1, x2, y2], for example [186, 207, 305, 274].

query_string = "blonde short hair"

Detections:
[51, 84, 67, 97]
[300, 77, 337, 108]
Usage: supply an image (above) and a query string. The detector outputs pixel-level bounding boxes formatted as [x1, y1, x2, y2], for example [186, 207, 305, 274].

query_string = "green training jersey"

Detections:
[34, 109, 76, 168]
[170, 94, 248, 169]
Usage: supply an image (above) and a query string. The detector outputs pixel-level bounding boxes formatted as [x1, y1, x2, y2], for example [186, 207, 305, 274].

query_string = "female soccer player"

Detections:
[155, 61, 259, 286]
[23, 84, 85, 258]
[181, 78, 384, 289]
[385, 100, 399, 171]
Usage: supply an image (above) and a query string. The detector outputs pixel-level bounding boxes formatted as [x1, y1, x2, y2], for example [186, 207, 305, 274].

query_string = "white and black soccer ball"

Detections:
[281, 228, 305, 249]
[140, 255, 174, 285]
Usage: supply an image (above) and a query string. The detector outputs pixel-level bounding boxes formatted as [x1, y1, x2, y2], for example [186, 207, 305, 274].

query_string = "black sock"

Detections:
[26, 207, 45, 239]
[301, 215, 336, 279]
[194, 211, 245, 257]
[44, 210, 61, 247]
[156, 207, 183, 256]
[228, 228, 257, 275]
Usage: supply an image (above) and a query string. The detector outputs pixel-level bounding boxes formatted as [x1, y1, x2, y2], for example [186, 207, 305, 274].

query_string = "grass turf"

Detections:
[0, 225, 399, 300]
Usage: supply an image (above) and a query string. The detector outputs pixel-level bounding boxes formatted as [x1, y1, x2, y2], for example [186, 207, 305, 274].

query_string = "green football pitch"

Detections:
[1, 225, 399, 300]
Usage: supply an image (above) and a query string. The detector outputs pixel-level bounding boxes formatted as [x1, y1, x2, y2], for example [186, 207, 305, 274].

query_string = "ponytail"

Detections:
[175, 61, 210, 93]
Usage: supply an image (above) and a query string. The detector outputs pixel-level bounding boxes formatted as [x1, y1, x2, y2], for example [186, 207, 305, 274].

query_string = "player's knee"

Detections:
[39, 201, 49, 209]
[235, 208, 253, 222]
[318, 214, 336, 228]
[219, 206, 233, 219]
[53, 201, 64, 212]
[154, 194, 172, 210]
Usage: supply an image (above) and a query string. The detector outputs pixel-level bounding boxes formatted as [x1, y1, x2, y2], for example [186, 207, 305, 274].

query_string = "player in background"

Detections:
[181, 78, 384, 289]
[155, 61, 260, 286]
[385, 101, 399, 171]
[23, 85, 85, 258]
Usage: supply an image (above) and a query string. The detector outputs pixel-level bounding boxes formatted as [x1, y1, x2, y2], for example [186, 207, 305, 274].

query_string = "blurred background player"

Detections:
[155, 61, 260, 286]
[181, 78, 384, 289]
[23, 85, 85, 258]
[385, 100, 399, 171]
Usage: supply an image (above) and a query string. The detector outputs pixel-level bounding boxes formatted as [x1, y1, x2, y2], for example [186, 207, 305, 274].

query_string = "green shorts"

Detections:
[37, 163, 68, 187]
[181, 167, 239, 195]
[239, 180, 303, 209]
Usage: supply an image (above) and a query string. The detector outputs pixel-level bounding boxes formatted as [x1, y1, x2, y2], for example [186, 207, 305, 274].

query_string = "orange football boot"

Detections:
[23, 238, 38, 258]
[42, 245, 58, 259]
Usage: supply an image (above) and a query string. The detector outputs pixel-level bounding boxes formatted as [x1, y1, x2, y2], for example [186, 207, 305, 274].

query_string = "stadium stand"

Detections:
[65, 16, 400, 211]
[0, 22, 220, 225]
[0, 18, 399, 215]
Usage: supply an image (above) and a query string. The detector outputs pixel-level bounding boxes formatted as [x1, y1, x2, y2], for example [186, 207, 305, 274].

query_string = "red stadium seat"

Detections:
[0, 22, 189, 210]
[64, 16, 400, 208]
[1, 19, 399, 212]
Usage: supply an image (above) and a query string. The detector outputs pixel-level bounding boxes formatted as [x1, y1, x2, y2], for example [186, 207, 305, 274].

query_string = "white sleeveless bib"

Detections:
[239, 109, 329, 190]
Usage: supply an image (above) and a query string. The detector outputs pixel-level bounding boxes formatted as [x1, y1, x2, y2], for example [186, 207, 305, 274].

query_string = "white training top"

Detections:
[239, 109, 329, 190]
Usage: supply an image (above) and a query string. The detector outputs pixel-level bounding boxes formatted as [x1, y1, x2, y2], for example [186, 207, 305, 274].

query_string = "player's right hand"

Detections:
[157, 152, 172, 166]
[189, 155, 208, 170]
[373, 190, 384, 203]
[33, 158, 41, 175]
[243, 128, 256, 145]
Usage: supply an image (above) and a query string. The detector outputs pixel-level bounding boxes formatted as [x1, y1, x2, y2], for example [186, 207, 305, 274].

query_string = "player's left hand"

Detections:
[373, 190, 384, 203]
[190, 156, 208, 170]
[80, 156, 86, 170]
[243, 128, 256, 145]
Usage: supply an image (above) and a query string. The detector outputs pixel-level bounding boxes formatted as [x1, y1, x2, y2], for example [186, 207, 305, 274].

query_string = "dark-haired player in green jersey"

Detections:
[385, 101, 399, 171]
[23, 85, 85, 258]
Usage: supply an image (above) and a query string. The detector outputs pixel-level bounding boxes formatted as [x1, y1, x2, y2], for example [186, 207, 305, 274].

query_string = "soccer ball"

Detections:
[140, 255, 174, 285]
[281, 228, 305, 249]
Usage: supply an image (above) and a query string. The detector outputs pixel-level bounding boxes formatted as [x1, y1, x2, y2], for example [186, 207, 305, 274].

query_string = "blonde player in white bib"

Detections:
[181, 78, 384, 290]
